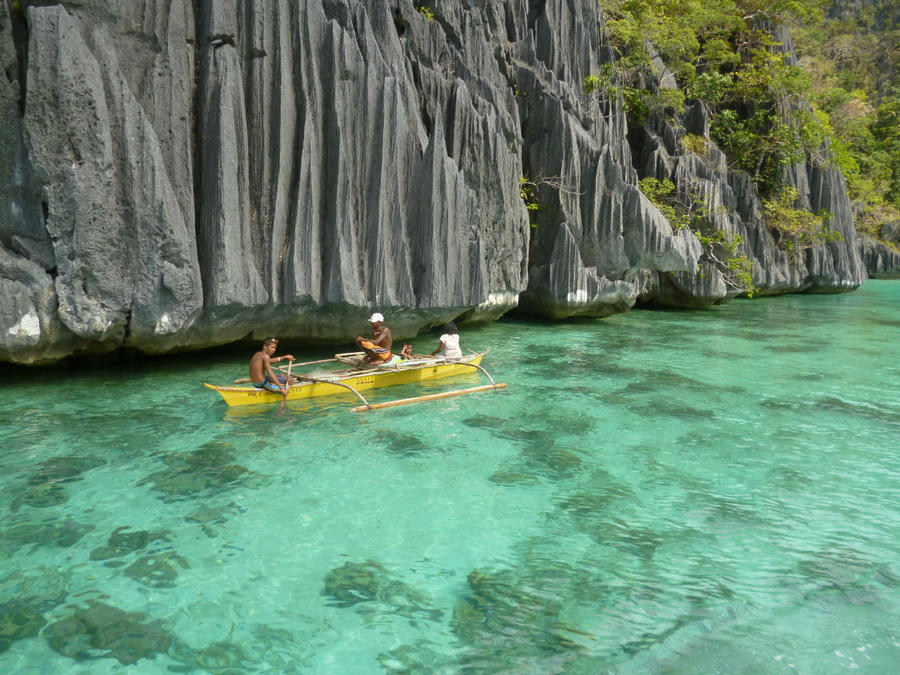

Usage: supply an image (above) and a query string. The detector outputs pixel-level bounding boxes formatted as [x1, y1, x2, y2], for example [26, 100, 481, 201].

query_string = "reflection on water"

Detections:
[1, 281, 899, 671]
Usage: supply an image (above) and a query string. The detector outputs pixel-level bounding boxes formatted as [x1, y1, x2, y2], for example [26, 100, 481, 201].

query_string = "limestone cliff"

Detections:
[0, 0, 876, 364]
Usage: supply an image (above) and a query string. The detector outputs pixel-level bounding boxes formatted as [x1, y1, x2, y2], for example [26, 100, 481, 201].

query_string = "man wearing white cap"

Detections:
[353, 312, 396, 367]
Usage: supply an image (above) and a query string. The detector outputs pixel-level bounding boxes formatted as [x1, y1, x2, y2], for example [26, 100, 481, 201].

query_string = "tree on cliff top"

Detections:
[601, 0, 830, 197]
[791, 1, 900, 244]
[600, 0, 899, 244]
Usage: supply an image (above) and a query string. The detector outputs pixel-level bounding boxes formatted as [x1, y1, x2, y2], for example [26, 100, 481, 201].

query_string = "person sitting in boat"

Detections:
[249, 337, 296, 398]
[399, 342, 427, 360]
[353, 313, 399, 366]
[431, 322, 463, 359]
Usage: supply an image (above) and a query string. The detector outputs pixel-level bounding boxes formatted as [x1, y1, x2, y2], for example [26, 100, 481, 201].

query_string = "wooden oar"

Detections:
[233, 356, 337, 383]
[350, 382, 506, 412]
[276, 357, 337, 371]
[283, 358, 293, 398]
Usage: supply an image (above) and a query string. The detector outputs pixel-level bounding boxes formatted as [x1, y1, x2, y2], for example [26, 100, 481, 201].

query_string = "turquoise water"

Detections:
[1, 281, 899, 673]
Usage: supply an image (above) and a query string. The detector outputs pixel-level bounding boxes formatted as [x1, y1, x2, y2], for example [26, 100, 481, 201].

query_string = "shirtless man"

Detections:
[249, 337, 296, 398]
[353, 313, 394, 366]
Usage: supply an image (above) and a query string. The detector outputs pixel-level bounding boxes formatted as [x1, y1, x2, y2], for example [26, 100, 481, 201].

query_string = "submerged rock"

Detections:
[44, 600, 173, 665]
[521, 444, 583, 478]
[89, 526, 170, 561]
[123, 551, 189, 588]
[10, 482, 69, 511]
[0, 566, 72, 616]
[452, 569, 585, 658]
[0, 599, 46, 653]
[27, 454, 106, 485]
[140, 441, 257, 502]
[168, 639, 256, 673]
[489, 470, 541, 486]
[373, 430, 431, 456]
[1, 518, 94, 552]
[323, 560, 441, 622]
[184, 502, 242, 537]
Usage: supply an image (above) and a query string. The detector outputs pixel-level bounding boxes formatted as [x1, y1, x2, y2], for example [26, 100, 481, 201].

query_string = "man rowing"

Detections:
[353, 312, 400, 367]
[249, 337, 296, 399]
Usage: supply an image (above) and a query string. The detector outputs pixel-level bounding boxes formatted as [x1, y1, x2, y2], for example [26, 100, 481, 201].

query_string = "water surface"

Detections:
[1, 281, 898, 673]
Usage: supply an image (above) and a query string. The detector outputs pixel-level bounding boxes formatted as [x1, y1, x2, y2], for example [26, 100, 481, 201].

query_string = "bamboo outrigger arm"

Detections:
[351, 359, 506, 412]
[295, 375, 371, 408]
[350, 382, 507, 412]
[454, 361, 497, 385]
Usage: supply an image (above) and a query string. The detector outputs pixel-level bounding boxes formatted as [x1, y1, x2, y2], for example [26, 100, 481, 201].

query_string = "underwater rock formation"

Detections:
[0, 600, 47, 653]
[0, 1, 876, 364]
[89, 526, 171, 561]
[1, 519, 94, 553]
[27, 455, 106, 484]
[43, 600, 173, 665]
[124, 551, 190, 588]
[9, 482, 69, 511]
[323, 559, 441, 622]
[139, 441, 257, 502]
[452, 568, 586, 664]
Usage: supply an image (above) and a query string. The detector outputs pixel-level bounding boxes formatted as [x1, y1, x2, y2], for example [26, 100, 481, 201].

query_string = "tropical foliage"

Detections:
[600, 0, 831, 198]
[639, 177, 756, 294]
[600, 0, 898, 249]
[762, 186, 842, 259]
[791, 2, 900, 243]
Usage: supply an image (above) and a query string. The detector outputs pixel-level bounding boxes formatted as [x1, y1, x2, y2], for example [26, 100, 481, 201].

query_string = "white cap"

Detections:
[368, 312, 384, 323]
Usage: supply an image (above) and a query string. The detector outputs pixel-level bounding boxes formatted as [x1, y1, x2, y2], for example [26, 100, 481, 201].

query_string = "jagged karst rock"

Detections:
[0, 0, 879, 364]
[858, 234, 900, 277]
[857, 216, 900, 277]
[630, 91, 867, 301]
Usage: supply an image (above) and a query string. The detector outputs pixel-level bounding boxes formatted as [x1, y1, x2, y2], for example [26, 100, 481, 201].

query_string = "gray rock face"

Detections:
[0, 0, 877, 364]
[857, 217, 900, 277]
[631, 95, 868, 301]
[859, 235, 900, 277]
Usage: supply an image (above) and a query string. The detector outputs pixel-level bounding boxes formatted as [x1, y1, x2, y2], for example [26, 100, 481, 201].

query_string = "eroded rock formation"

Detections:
[0, 1, 884, 364]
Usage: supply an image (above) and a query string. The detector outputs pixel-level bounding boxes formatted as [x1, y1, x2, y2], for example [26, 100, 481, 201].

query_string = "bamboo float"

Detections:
[351, 382, 507, 412]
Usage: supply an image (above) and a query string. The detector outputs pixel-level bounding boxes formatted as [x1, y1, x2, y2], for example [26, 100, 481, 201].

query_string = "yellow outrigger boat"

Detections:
[204, 351, 506, 411]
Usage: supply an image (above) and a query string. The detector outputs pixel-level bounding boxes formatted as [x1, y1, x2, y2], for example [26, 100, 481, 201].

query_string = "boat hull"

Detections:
[205, 353, 486, 407]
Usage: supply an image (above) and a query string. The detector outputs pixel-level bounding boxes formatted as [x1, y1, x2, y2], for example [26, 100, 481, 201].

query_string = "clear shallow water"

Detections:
[1, 281, 899, 674]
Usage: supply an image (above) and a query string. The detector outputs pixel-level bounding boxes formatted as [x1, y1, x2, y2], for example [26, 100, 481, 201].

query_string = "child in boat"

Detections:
[431, 323, 463, 359]
[400, 342, 428, 360]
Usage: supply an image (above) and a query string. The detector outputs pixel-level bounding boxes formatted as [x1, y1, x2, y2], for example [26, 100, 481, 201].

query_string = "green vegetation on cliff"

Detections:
[791, 1, 900, 242]
[599, 0, 899, 244]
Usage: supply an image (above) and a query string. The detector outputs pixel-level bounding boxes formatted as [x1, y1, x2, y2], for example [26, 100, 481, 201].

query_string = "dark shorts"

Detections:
[253, 374, 287, 393]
